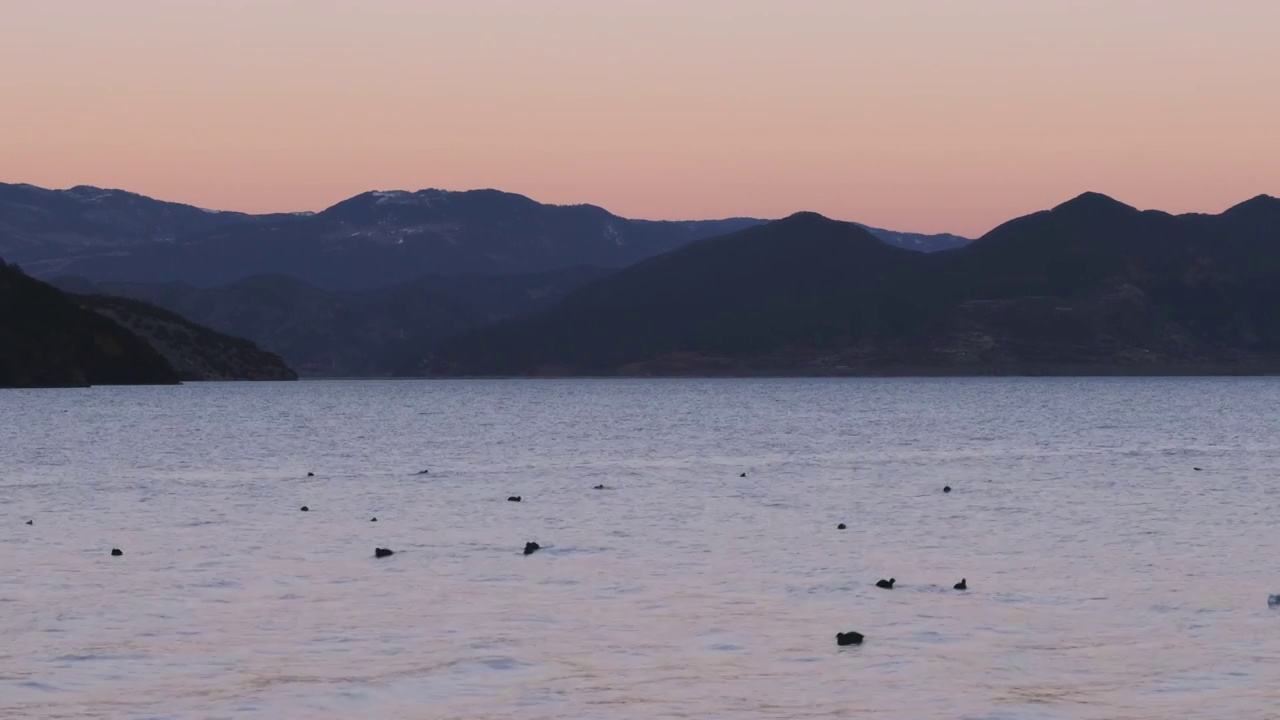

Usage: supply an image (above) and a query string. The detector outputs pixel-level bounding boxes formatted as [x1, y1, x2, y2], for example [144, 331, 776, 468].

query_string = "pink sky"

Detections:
[2, 0, 1277, 236]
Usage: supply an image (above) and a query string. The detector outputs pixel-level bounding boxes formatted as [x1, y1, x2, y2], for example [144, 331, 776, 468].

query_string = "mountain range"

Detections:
[418, 193, 1280, 376]
[8, 182, 1280, 380]
[1, 183, 969, 290]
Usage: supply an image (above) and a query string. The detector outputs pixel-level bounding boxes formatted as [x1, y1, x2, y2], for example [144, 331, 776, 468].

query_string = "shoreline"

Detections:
[406, 363, 1280, 380]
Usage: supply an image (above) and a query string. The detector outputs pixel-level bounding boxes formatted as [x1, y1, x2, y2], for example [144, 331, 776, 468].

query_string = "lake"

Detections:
[2, 378, 1279, 719]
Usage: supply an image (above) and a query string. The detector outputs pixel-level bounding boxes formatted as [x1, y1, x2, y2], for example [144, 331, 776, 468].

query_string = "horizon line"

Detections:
[4, 179, 1278, 239]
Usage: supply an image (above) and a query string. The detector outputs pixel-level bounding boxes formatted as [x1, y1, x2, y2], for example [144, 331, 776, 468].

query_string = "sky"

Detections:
[2, 0, 1278, 237]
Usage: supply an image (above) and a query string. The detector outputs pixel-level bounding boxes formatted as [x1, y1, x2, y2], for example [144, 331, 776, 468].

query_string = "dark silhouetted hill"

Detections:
[0, 259, 180, 388]
[71, 294, 298, 381]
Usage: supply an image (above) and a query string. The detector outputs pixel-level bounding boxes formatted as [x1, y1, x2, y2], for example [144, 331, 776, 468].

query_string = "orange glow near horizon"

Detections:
[2, 0, 1278, 237]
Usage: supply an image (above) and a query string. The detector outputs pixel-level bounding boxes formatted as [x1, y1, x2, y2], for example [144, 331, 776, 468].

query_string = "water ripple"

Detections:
[1, 378, 1279, 719]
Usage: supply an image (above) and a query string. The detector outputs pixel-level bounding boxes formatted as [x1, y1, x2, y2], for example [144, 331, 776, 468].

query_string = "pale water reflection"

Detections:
[2, 378, 1279, 719]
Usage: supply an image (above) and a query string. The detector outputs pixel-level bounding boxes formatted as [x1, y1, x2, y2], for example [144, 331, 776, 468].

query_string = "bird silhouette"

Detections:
[836, 631, 864, 646]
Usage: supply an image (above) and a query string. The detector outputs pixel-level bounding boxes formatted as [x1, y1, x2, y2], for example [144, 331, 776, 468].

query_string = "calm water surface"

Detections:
[2, 378, 1279, 719]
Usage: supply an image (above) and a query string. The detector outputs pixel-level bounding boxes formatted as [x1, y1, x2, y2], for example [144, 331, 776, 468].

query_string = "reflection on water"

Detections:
[2, 378, 1280, 719]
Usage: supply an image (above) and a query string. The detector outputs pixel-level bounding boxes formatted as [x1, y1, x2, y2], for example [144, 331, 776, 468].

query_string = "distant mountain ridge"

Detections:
[418, 192, 1280, 376]
[852, 224, 968, 252]
[0, 182, 300, 260]
[2, 183, 967, 290]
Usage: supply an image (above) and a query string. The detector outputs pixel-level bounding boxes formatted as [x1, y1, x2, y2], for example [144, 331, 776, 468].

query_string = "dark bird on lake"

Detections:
[370, 517, 377, 522]
[25, 520, 32, 525]
[300, 506, 309, 512]
[593, 484, 606, 490]
[374, 547, 394, 558]
[836, 631, 864, 646]
[876, 578, 895, 589]
[307, 472, 314, 477]
[740, 473, 747, 478]
[111, 548, 123, 557]
[943, 485, 952, 493]
[418, 469, 429, 475]
[1268, 594, 1280, 608]
[1193, 467, 1203, 471]
[954, 578, 967, 590]
[508, 496, 522, 502]
[837, 523, 847, 530]
[524, 542, 541, 556]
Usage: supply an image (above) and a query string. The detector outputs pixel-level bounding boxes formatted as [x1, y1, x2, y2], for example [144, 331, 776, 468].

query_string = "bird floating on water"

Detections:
[524, 542, 541, 556]
[876, 578, 895, 589]
[954, 578, 967, 591]
[836, 631, 864, 646]
[374, 548, 394, 558]
[110, 548, 123, 557]
[837, 523, 847, 530]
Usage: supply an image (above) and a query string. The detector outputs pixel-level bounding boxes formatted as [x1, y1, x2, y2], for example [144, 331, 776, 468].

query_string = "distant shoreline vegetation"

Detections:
[394, 365, 1280, 379]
